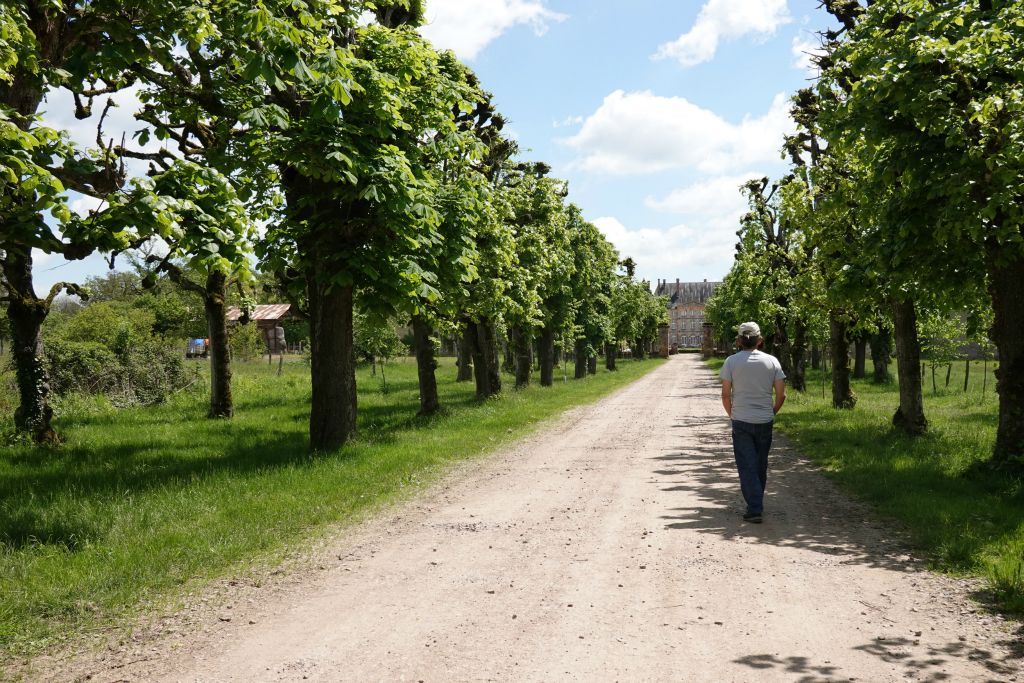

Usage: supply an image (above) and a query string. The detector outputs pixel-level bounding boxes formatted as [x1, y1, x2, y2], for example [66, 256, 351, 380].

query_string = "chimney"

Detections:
[703, 278, 707, 283]
[676, 278, 680, 287]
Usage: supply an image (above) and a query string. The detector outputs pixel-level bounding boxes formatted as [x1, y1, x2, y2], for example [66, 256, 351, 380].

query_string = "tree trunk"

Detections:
[605, 342, 617, 371]
[634, 339, 646, 361]
[789, 319, 808, 392]
[3, 247, 56, 443]
[469, 318, 501, 399]
[482, 320, 502, 396]
[891, 298, 928, 435]
[502, 337, 514, 375]
[308, 278, 357, 451]
[772, 315, 792, 378]
[467, 321, 488, 398]
[574, 340, 587, 379]
[830, 311, 856, 410]
[587, 354, 597, 376]
[964, 358, 970, 393]
[853, 335, 868, 380]
[811, 345, 821, 370]
[205, 271, 233, 418]
[412, 314, 440, 416]
[512, 324, 532, 389]
[987, 246, 1024, 466]
[870, 328, 892, 384]
[456, 326, 474, 382]
[539, 326, 556, 387]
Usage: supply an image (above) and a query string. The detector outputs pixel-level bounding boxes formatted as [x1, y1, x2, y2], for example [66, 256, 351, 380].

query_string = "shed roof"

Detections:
[226, 303, 292, 322]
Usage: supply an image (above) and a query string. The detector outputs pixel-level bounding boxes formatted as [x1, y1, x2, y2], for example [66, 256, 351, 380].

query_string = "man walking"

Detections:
[720, 322, 786, 523]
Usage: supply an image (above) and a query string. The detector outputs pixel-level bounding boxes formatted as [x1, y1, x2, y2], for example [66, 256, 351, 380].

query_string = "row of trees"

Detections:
[0, 0, 666, 450]
[707, 0, 1023, 469]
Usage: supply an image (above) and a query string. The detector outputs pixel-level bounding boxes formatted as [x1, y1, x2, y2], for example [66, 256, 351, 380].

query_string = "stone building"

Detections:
[653, 279, 721, 349]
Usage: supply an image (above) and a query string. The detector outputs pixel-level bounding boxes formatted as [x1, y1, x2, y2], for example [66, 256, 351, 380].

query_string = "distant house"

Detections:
[653, 279, 721, 349]
[226, 303, 293, 353]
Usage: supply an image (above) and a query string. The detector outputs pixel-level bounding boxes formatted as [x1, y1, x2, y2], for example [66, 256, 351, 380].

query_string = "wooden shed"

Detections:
[226, 304, 293, 353]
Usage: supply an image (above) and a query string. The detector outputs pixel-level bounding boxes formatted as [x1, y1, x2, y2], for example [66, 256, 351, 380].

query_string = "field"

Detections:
[0, 354, 664, 657]
[707, 356, 1024, 614]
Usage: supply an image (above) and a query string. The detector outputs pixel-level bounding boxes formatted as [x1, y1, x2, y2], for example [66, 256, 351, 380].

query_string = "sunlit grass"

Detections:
[0, 355, 664, 659]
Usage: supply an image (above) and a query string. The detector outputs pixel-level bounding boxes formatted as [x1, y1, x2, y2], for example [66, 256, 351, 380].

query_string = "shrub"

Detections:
[229, 323, 266, 361]
[45, 340, 122, 395]
[44, 337, 194, 407]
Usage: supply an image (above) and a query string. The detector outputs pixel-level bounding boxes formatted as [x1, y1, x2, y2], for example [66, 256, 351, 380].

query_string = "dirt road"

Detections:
[45, 355, 1019, 682]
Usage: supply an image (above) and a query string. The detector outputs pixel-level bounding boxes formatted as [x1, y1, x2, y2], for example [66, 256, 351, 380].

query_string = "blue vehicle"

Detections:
[186, 338, 208, 358]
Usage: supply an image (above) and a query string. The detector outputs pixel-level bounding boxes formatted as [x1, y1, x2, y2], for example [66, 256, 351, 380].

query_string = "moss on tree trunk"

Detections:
[308, 278, 357, 451]
[412, 314, 440, 416]
[892, 298, 927, 435]
[830, 311, 856, 410]
[987, 245, 1024, 467]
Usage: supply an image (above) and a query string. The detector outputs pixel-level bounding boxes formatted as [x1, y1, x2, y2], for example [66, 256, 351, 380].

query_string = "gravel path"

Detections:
[39, 355, 1020, 682]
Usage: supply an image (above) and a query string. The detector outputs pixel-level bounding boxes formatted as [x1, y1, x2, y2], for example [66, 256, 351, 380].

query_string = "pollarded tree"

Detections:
[366, 87, 494, 416]
[504, 164, 569, 389]
[0, 0, 195, 440]
[817, 0, 1020, 444]
[566, 216, 620, 377]
[536, 202, 593, 385]
[147, 1, 480, 449]
[132, 162, 255, 418]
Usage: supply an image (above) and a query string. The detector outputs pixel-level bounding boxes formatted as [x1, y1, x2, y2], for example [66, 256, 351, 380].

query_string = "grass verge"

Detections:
[706, 356, 1024, 615]
[0, 356, 664, 659]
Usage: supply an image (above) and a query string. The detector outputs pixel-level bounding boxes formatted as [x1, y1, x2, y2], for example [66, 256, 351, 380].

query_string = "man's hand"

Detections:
[721, 380, 733, 418]
[773, 379, 786, 415]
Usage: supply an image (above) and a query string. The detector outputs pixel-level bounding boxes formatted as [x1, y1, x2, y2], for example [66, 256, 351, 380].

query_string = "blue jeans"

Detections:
[731, 419, 774, 515]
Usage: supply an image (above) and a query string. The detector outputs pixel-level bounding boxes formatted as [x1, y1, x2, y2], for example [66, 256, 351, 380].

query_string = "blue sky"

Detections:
[33, 0, 833, 295]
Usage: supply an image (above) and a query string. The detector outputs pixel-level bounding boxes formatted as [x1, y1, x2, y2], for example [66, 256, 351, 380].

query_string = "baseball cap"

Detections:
[737, 321, 761, 337]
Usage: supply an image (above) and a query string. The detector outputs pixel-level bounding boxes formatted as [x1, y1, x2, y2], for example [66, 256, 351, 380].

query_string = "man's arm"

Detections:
[773, 379, 786, 415]
[721, 380, 733, 418]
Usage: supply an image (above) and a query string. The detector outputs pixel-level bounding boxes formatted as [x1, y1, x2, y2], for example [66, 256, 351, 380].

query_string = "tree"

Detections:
[395, 84, 497, 414]
[566, 213, 618, 379]
[504, 164, 569, 389]
[1, 0, 193, 440]
[140, 1, 481, 448]
[135, 162, 255, 418]
[817, 0, 1024, 456]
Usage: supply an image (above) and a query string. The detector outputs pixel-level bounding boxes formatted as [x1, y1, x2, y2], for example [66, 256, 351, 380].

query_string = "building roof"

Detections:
[654, 280, 721, 305]
[226, 303, 292, 322]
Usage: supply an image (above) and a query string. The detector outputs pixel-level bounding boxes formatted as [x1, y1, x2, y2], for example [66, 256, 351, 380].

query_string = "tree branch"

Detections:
[45, 281, 87, 307]
[147, 254, 206, 296]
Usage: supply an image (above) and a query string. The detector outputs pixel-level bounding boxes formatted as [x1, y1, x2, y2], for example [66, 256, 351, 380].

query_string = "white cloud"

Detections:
[792, 35, 825, 77]
[645, 173, 763, 215]
[552, 115, 584, 129]
[599, 173, 780, 284]
[562, 90, 793, 176]
[419, 0, 567, 60]
[654, 0, 791, 68]
[593, 215, 738, 285]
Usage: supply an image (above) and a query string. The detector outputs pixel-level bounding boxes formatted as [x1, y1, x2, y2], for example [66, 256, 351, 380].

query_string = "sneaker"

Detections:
[742, 512, 763, 524]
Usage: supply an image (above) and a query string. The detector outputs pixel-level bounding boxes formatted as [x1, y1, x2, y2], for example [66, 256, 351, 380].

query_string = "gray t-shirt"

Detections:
[720, 350, 786, 424]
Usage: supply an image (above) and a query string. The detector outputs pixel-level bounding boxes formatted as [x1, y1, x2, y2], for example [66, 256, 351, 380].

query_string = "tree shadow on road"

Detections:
[655, 415, 918, 573]
[653, 412, 1023, 676]
[732, 632, 1021, 682]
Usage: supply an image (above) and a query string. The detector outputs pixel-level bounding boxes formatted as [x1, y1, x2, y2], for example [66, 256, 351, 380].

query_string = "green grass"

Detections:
[707, 356, 1024, 614]
[0, 356, 664, 659]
